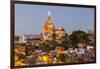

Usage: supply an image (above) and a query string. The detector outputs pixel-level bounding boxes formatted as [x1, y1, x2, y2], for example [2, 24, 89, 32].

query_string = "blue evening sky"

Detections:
[15, 4, 94, 35]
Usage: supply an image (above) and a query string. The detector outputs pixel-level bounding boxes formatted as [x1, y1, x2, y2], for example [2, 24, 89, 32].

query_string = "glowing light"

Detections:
[42, 55, 48, 62]
[48, 11, 51, 16]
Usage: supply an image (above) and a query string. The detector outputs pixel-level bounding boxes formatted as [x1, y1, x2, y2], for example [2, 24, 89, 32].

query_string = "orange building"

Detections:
[43, 11, 66, 40]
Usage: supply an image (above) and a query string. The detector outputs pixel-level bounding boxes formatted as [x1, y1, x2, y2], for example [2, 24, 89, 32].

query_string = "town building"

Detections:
[42, 11, 66, 40]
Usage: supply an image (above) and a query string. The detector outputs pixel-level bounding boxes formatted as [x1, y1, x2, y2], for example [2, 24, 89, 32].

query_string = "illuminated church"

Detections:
[43, 11, 66, 40]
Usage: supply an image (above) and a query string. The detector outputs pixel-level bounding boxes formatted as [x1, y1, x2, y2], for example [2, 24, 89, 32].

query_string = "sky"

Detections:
[15, 3, 94, 36]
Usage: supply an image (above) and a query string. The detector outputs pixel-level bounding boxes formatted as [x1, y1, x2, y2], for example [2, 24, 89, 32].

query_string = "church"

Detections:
[42, 11, 66, 40]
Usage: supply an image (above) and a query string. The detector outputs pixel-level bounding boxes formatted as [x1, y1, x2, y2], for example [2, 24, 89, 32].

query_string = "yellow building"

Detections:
[43, 11, 55, 40]
[43, 11, 66, 40]
[43, 14, 54, 35]
[55, 28, 66, 39]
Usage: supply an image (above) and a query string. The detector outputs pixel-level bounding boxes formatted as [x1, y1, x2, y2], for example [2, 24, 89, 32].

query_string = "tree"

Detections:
[70, 30, 89, 47]
[60, 33, 72, 49]
[40, 41, 51, 52]
[50, 33, 58, 47]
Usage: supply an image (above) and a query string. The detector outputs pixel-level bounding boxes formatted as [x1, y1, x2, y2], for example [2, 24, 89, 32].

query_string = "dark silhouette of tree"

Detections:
[70, 30, 89, 47]
[60, 33, 72, 49]
[40, 41, 51, 52]
[50, 33, 58, 47]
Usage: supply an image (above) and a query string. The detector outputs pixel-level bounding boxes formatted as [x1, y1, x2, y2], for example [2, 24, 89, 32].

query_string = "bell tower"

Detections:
[43, 11, 55, 40]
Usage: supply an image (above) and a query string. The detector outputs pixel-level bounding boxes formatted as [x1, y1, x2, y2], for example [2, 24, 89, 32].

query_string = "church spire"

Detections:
[43, 11, 54, 36]
[48, 11, 51, 17]
[48, 11, 51, 21]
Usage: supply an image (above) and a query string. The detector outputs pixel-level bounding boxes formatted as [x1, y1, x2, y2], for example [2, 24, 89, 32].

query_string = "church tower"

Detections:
[43, 11, 55, 40]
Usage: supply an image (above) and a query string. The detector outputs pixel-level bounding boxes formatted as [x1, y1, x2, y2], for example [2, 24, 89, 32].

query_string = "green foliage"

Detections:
[40, 41, 51, 52]
[70, 30, 89, 46]
[60, 33, 72, 49]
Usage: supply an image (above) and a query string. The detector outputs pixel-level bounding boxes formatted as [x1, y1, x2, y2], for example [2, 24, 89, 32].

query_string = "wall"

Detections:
[0, 0, 100, 69]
